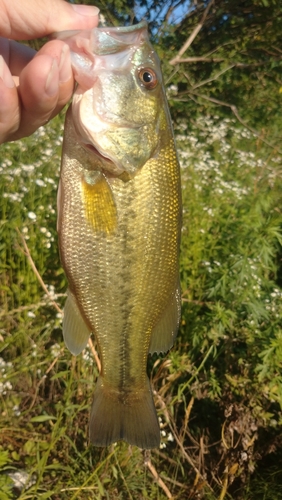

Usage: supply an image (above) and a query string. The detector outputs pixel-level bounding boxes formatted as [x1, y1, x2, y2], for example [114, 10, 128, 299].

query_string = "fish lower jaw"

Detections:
[84, 142, 112, 162]
[83, 143, 125, 176]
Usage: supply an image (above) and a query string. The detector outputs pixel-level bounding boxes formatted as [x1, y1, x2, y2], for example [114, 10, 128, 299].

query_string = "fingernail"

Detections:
[0, 55, 15, 89]
[45, 59, 59, 96]
[59, 45, 72, 83]
[71, 4, 100, 16]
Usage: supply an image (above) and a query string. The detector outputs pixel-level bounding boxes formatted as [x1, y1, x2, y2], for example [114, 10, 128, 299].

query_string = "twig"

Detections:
[218, 470, 229, 500]
[181, 298, 208, 305]
[165, 65, 182, 86]
[88, 337, 101, 373]
[175, 56, 225, 64]
[0, 298, 65, 319]
[158, 473, 189, 490]
[197, 40, 238, 62]
[61, 488, 98, 492]
[156, 393, 204, 481]
[180, 396, 194, 445]
[16, 228, 62, 315]
[181, 289, 208, 306]
[170, 0, 215, 65]
[158, 396, 215, 497]
[114, 450, 134, 500]
[272, 45, 282, 55]
[144, 451, 173, 499]
[29, 348, 65, 410]
[188, 64, 236, 91]
[171, 57, 279, 68]
[188, 91, 282, 155]
[172, 344, 215, 398]
[199, 435, 206, 473]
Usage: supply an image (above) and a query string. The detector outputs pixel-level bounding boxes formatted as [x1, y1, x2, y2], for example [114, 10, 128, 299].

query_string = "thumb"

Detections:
[0, 0, 99, 40]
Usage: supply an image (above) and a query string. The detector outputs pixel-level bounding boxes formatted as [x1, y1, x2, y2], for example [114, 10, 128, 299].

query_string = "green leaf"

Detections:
[30, 415, 57, 423]
[38, 492, 55, 499]
[0, 451, 11, 469]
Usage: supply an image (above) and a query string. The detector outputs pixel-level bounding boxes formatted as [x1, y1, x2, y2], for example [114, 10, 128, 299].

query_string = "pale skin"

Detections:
[0, 0, 99, 143]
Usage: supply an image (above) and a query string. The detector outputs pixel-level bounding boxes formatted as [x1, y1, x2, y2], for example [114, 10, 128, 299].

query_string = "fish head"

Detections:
[57, 22, 168, 176]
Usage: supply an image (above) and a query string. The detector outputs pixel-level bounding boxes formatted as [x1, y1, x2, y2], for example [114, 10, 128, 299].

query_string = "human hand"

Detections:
[0, 0, 99, 143]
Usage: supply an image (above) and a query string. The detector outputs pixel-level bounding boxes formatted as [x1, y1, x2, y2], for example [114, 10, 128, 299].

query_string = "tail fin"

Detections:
[89, 377, 160, 449]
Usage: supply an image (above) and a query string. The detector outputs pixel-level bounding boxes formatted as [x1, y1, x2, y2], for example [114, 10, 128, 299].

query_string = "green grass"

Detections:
[1, 112, 282, 499]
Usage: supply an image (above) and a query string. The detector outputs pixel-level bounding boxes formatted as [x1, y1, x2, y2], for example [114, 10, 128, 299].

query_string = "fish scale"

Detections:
[57, 21, 181, 448]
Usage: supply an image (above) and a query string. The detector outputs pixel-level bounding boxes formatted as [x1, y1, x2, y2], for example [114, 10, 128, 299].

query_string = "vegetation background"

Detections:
[1, 0, 282, 498]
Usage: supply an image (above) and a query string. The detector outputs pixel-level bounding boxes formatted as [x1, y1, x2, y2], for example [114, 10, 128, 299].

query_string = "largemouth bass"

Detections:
[57, 21, 181, 449]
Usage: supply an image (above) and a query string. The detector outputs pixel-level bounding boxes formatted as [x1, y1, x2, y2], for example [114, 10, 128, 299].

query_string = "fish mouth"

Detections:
[84, 143, 113, 164]
[83, 142, 126, 176]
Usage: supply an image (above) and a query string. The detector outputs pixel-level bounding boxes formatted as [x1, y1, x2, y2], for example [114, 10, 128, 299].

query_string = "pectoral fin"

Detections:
[63, 290, 91, 355]
[149, 285, 181, 354]
[81, 173, 117, 234]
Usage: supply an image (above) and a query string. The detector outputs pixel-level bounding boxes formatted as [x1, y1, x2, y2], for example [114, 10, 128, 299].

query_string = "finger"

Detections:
[0, 37, 35, 75]
[0, 56, 20, 143]
[0, 0, 99, 40]
[14, 43, 74, 140]
[10, 55, 61, 141]
[0, 40, 75, 142]
[34, 40, 74, 117]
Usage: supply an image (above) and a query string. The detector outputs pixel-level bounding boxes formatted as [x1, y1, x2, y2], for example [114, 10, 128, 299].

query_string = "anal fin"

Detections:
[63, 290, 91, 355]
[149, 285, 181, 354]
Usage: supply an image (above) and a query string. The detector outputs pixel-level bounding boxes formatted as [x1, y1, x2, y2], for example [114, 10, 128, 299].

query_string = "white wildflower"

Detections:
[0, 380, 13, 395]
[35, 179, 46, 187]
[27, 211, 36, 220]
[46, 177, 55, 184]
[43, 148, 53, 157]
[50, 343, 61, 358]
[32, 344, 37, 357]
[13, 405, 21, 416]
[21, 164, 34, 173]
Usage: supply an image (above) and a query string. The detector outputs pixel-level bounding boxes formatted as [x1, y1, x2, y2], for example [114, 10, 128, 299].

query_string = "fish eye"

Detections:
[138, 68, 158, 90]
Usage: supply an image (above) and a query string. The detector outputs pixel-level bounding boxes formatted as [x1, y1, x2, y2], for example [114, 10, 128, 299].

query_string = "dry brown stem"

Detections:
[144, 451, 173, 498]
[16, 228, 62, 315]
[88, 336, 101, 373]
[170, 0, 215, 65]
